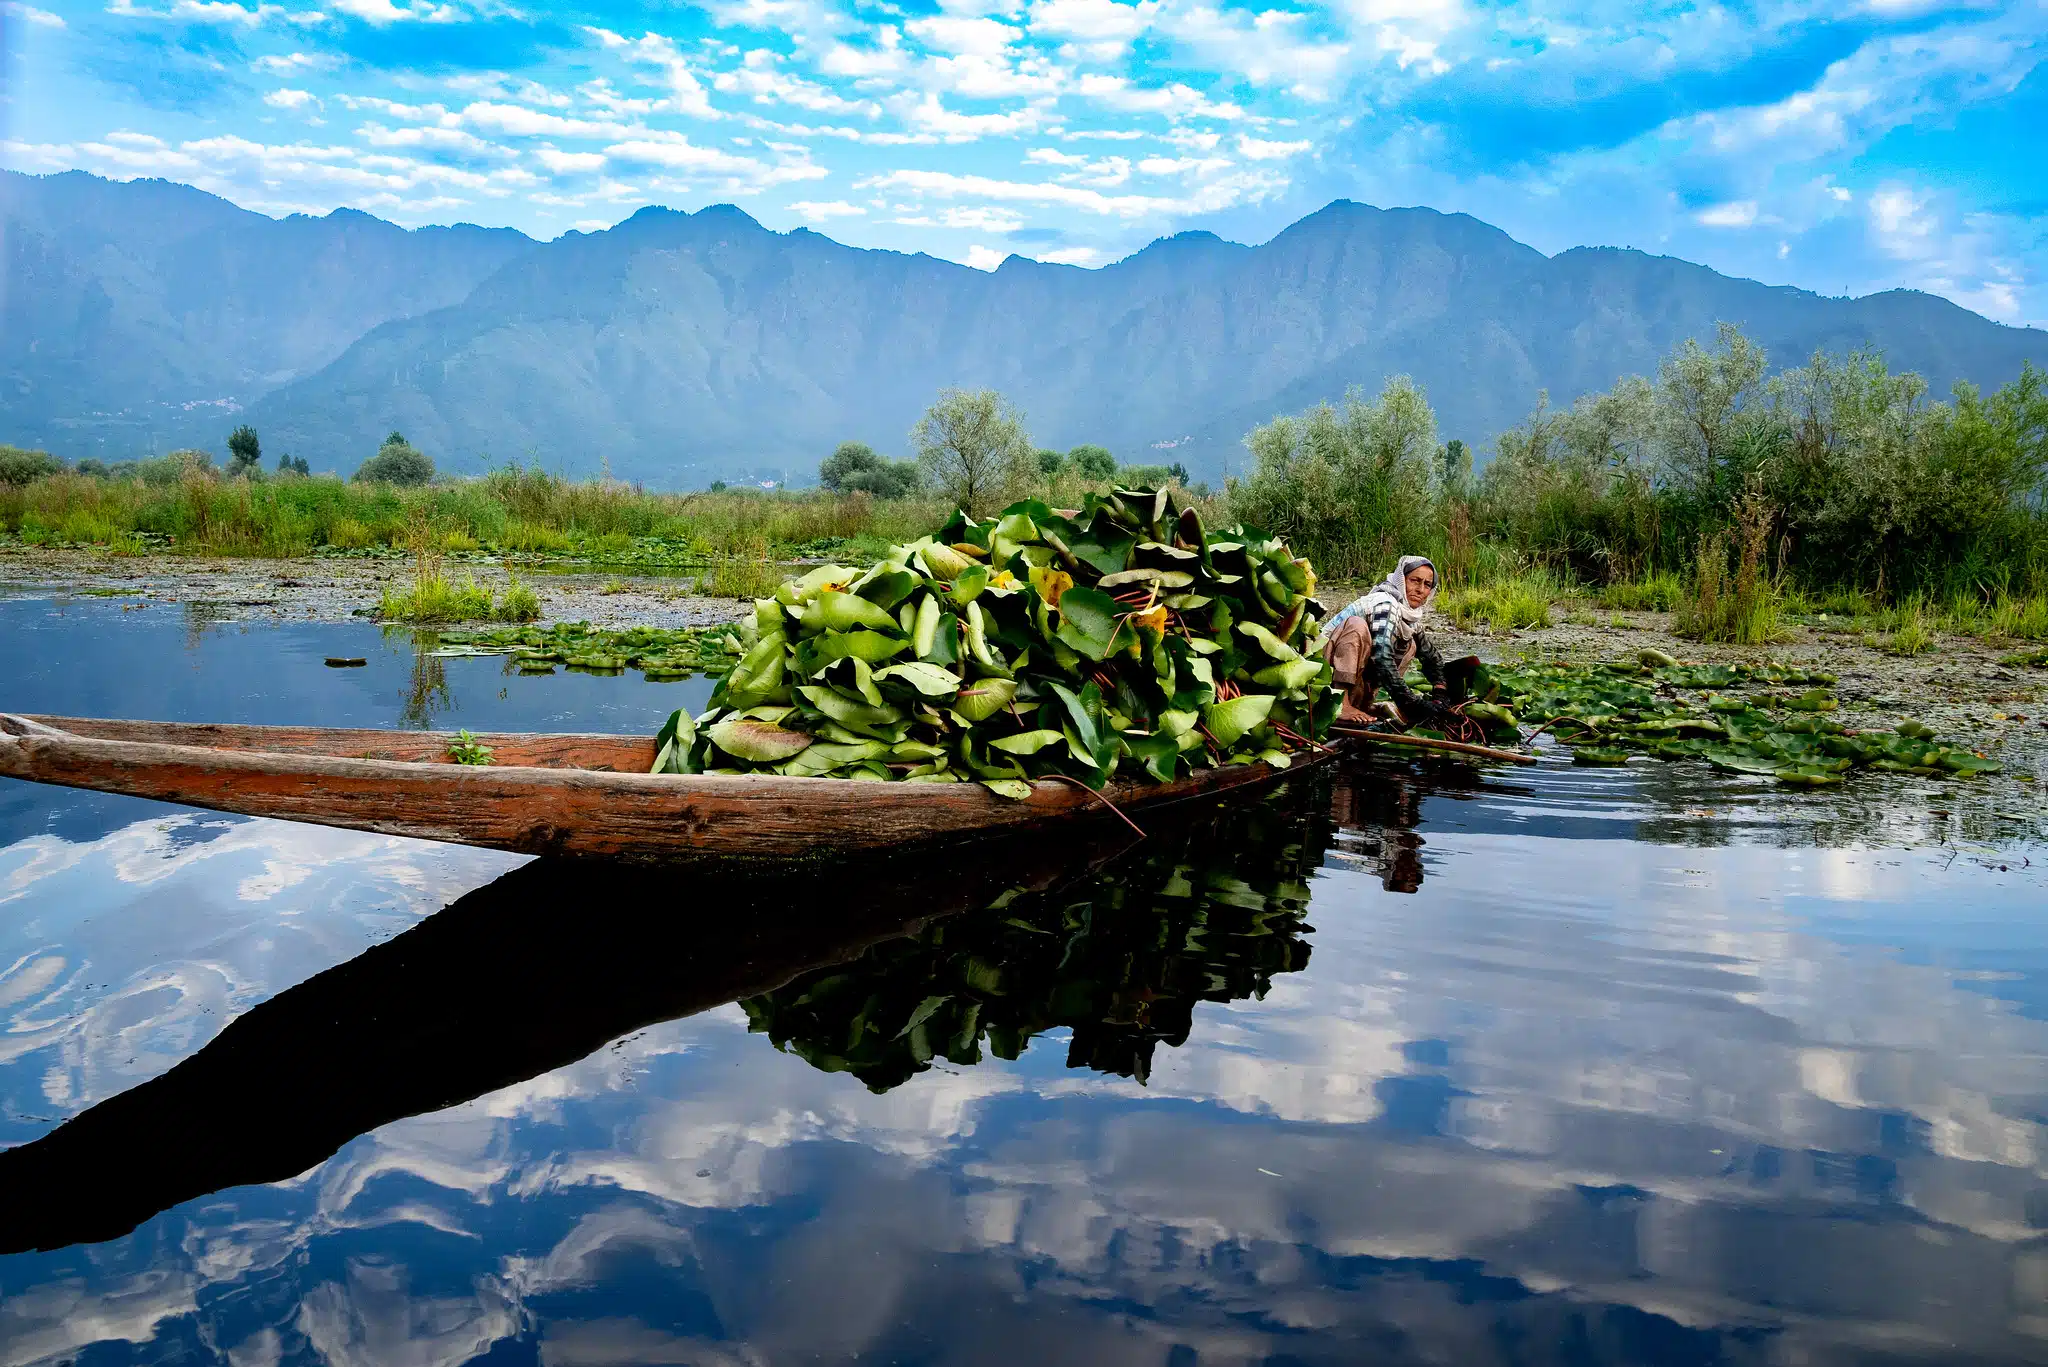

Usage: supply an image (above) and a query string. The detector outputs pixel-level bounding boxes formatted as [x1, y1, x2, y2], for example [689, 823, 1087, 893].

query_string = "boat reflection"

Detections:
[0, 781, 1330, 1254]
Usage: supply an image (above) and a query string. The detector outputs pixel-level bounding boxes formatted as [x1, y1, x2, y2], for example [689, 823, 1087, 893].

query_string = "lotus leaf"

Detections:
[949, 564, 990, 606]
[811, 590, 902, 634]
[1054, 585, 1126, 660]
[1236, 622, 1300, 662]
[874, 661, 962, 698]
[1202, 695, 1274, 748]
[798, 685, 905, 730]
[1252, 659, 1324, 691]
[806, 629, 909, 670]
[991, 729, 1066, 755]
[710, 717, 814, 762]
[953, 678, 1019, 723]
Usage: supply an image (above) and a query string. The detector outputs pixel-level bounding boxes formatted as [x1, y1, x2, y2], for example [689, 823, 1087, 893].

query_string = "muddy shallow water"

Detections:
[2, 592, 2047, 1366]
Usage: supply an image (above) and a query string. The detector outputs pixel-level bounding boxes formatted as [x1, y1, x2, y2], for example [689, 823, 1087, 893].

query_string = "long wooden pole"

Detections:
[1332, 726, 1539, 765]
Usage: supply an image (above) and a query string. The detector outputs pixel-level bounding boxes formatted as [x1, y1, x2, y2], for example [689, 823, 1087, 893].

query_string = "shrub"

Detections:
[1115, 463, 1173, 487]
[354, 434, 435, 486]
[1230, 376, 1439, 579]
[498, 574, 541, 622]
[1067, 444, 1116, 480]
[0, 446, 64, 485]
[1675, 484, 1783, 645]
[819, 441, 923, 498]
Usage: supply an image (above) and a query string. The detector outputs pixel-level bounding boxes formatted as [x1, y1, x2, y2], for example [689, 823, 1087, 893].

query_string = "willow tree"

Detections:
[910, 388, 1034, 517]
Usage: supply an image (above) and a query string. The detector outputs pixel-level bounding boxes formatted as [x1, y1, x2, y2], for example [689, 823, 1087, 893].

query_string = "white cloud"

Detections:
[713, 51, 878, 115]
[789, 199, 865, 221]
[1058, 153, 1131, 185]
[1025, 147, 1089, 166]
[459, 103, 631, 139]
[264, 88, 319, 111]
[1071, 73, 1244, 120]
[1163, 5, 1353, 98]
[1028, 0, 1159, 59]
[1237, 134, 1310, 160]
[1035, 244, 1109, 266]
[358, 123, 501, 154]
[3, 3, 65, 26]
[252, 51, 331, 73]
[907, 14, 1019, 57]
[860, 165, 1284, 218]
[328, 0, 461, 23]
[818, 26, 911, 80]
[1868, 185, 1934, 255]
[891, 92, 1046, 142]
[108, 0, 287, 23]
[603, 134, 828, 189]
[584, 28, 720, 121]
[534, 148, 607, 173]
[701, 0, 853, 37]
[964, 244, 1007, 270]
[1135, 154, 1228, 176]
[1695, 200, 1759, 229]
[907, 204, 1027, 231]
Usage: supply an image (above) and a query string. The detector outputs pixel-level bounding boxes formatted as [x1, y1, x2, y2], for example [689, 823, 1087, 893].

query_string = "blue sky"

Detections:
[3, 0, 2043, 326]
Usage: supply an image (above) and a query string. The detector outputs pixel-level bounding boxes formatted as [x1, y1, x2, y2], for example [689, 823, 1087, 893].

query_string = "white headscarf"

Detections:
[1373, 554, 1438, 641]
[1321, 554, 1438, 648]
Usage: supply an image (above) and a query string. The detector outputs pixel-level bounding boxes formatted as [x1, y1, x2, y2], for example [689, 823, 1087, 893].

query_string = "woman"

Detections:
[1320, 555, 1461, 727]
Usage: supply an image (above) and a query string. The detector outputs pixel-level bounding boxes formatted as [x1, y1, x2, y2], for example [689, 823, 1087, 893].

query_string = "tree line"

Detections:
[1229, 324, 2047, 603]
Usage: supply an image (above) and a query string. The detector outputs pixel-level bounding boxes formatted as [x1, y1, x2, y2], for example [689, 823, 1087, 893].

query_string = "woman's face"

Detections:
[1404, 566, 1436, 608]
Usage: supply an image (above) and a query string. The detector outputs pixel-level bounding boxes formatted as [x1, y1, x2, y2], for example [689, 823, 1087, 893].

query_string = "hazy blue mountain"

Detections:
[4, 173, 2043, 483]
[1, 170, 532, 461]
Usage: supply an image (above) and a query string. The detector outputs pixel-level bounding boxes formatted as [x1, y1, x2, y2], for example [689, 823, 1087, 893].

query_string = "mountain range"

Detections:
[4, 169, 2044, 486]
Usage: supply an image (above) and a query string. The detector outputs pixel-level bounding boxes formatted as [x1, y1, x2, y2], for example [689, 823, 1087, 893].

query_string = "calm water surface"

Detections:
[2, 594, 2046, 1366]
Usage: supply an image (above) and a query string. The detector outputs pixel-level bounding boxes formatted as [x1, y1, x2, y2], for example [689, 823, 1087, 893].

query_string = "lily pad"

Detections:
[709, 717, 814, 762]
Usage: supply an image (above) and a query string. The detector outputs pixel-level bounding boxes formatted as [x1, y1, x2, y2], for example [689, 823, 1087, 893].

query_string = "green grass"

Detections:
[1439, 570, 1559, 630]
[1596, 571, 1684, 612]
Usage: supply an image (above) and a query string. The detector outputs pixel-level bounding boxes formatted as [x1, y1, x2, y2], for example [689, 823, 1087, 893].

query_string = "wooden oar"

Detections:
[1332, 726, 1539, 765]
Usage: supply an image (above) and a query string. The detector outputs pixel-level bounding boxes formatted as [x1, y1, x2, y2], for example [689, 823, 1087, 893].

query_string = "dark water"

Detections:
[2, 594, 2046, 1366]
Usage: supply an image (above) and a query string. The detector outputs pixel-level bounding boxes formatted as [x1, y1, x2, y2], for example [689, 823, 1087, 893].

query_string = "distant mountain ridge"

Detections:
[4, 170, 2043, 484]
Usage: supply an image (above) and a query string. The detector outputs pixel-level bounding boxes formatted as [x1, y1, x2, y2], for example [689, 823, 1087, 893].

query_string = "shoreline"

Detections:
[6, 546, 2045, 788]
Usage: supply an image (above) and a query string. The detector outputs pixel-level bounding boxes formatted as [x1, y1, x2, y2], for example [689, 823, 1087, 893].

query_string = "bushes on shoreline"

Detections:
[4, 325, 2043, 643]
[1228, 327, 2046, 634]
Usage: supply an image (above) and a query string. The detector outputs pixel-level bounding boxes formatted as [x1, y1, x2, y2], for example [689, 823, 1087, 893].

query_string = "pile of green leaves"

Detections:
[1467, 653, 2001, 786]
[651, 488, 1338, 795]
[429, 621, 744, 680]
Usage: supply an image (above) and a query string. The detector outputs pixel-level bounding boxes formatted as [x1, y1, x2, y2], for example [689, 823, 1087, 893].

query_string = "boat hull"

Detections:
[0, 714, 1341, 863]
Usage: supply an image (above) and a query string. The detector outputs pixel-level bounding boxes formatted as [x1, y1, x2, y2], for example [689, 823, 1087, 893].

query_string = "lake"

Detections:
[2, 593, 2045, 1366]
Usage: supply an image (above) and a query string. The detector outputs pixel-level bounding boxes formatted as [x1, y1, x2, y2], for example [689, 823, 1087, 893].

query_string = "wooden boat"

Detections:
[0, 712, 1346, 863]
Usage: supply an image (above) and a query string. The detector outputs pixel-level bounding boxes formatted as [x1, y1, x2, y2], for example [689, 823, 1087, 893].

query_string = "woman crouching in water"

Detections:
[1320, 555, 1472, 727]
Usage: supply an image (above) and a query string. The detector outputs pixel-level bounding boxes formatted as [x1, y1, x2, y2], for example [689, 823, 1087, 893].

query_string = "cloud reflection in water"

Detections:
[0, 763, 2045, 1364]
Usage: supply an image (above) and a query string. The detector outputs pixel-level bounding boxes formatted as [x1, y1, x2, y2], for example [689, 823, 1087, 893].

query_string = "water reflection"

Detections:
[745, 782, 1330, 1090]
[0, 810, 1172, 1253]
[5, 599, 2048, 1365]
